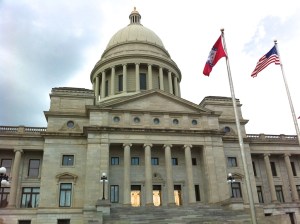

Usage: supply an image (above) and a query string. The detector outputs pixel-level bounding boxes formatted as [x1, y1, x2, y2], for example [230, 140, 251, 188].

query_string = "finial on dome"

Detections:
[129, 7, 141, 25]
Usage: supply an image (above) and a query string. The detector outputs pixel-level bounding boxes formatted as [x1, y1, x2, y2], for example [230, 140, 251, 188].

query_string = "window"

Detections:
[118, 75, 123, 91]
[57, 219, 70, 224]
[172, 119, 179, 125]
[18, 221, 31, 224]
[172, 158, 178, 165]
[227, 157, 237, 167]
[66, 120, 74, 128]
[191, 119, 198, 125]
[105, 80, 109, 96]
[140, 73, 147, 90]
[0, 187, 9, 208]
[59, 183, 72, 207]
[252, 161, 257, 176]
[131, 157, 139, 165]
[153, 118, 160, 124]
[195, 185, 201, 201]
[270, 162, 277, 176]
[232, 182, 242, 198]
[1, 159, 12, 176]
[257, 186, 264, 203]
[28, 159, 40, 178]
[297, 185, 300, 199]
[291, 162, 297, 176]
[111, 157, 119, 165]
[110, 185, 119, 203]
[151, 157, 159, 165]
[192, 158, 197, 166]
[62, 155, 74, 166]
[21, 187, 40, 208]
[275, 185, 284, 202]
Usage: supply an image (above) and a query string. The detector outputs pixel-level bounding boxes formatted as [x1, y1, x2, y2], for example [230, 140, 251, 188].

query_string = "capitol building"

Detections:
[0, 8, 300, 224]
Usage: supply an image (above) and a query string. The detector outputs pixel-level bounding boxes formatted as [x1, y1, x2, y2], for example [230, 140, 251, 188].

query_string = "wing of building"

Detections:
[1, 8, 300, 224]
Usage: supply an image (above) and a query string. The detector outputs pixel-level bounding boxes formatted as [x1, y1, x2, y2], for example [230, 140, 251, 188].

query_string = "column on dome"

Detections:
[123, 143, 132, 205]
[164, 144, 175, 205]
[123, 64, 127, 93]
[168, 71, 173, 94]
[144, 143, 153, 205]
[148, 64, 153, 90]
[184, 144, 196, 203]
[159, 67, 164, 91]
[8, 148, 23, 207]
[173, 76, 179, 97]
[284, 153, 299, 201]
[178, 83, 181, 97]
[110, 66, 115, 96]
[101, 71, 106, 97]
[135, 63, 140, 92]
[263, 154, 277, 202]
[95, 75, 100, 101]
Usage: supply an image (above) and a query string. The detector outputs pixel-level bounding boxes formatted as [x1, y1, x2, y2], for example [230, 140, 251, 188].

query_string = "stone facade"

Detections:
[0, 8, 300, 224]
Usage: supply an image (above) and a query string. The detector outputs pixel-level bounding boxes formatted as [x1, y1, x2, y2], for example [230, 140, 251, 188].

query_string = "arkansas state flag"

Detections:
[203, 35, 227, 76]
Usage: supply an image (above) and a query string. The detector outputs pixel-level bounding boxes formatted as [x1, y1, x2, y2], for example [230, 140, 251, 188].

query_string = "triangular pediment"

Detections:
[98, 90, 213, 114]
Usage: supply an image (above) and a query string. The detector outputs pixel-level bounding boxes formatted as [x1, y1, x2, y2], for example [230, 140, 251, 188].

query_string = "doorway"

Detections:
[153, 185, 162, 206]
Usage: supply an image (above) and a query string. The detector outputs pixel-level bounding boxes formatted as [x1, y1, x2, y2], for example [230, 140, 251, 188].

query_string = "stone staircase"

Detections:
[103, 204, 253, 224]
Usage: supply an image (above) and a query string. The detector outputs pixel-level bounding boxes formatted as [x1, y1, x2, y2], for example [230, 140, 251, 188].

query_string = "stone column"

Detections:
[284, 153, 299, 201]
[184, 144, 196, 203]
[148, 64, 153, 89]
[123, 143, 132, 205]
[168, 71, 173, 94]
[135, 63, 140, 92]
[8, 148, 23, 207]
[123, 64, 127, 93]
[95, 75, 100, 101]
[101, 71, 106, 97]
[144, 144, 153, 206]
[164, 144, 175, 205]
[110, 66, 115, 96]
[174, 76, 179, 96]
[264, 154, 277, 202]
[159, 67, 164, 91]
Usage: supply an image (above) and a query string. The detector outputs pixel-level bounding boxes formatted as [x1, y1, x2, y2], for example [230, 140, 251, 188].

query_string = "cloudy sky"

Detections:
[1, 0, 300, 135]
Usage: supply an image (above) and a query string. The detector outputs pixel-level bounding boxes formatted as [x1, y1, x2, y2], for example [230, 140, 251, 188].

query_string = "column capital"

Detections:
[122, 64, 127, 67]
[263, 153, 270, 158]
[111, 66, 115, 69]
[143, 143, 153, 149]
[183, 144, 192, 149]
[135, 63, 140, 66]
[163, 144, 172, 149]
[148, 64, 152, 67]
[14, 148, 23, 154]
[284, 153, 291, 157]
[101, 71, 106, 74]
[123, 143, 132, 148]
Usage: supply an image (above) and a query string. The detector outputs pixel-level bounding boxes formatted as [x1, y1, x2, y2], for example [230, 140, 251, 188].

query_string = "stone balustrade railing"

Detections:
[0, 126, 46, 134]
[246, 134, 298, 141]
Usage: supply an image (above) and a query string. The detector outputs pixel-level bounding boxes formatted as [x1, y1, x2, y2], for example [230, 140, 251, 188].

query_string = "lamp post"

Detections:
[0, 167, 10, 187]
[100, 172, 108, 200]
[227, 173, 235, 198]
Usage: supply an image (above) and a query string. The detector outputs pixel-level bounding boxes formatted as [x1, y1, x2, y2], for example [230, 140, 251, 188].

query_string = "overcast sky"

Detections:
[1, 0, 300, 135]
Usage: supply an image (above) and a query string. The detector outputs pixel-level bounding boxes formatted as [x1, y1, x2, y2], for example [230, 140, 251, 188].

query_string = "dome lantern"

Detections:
[129, 7, 141, 24]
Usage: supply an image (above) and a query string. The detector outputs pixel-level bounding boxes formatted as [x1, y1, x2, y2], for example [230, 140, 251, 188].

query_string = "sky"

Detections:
[0, 0, 300, 135]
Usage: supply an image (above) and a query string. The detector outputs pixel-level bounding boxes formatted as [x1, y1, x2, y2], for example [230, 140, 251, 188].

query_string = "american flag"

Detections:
[251, 46, 280, 77]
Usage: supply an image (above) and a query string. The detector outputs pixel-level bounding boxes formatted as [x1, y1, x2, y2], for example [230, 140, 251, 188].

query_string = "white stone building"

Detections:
[0, 8, 300, 224]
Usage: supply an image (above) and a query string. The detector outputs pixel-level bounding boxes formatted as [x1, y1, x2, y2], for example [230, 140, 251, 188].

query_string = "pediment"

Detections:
[56, 172, 78, 183]
[99, 90, 212, 114]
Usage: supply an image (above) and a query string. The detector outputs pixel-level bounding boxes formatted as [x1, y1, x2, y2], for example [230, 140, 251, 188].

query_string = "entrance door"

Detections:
[131, 185, 141, 207]
[153, 185, 161, 206]
[174, 185, 182, 206]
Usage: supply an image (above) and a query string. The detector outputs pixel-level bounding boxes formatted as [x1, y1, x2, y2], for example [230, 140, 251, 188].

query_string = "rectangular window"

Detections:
[140, 73, 147, 90]
[270, 162, 277, 176]
[28, 159, 40, 178]
[111, 157, 119, 165]
[21, 187, 40, 208]
[291, 162, 297, 176]
[62, 155, 74, 166]
[256, 186, 264, 203]
[59, 183, 72, 207]
[105, 80, 109, 96]
[297, 185, 300, 199]
[252, 161, 257, 176]
[151, 157, 159, 165]
[1, 159, 12, 176]
[195, 185, 201, 201]
[131, 157, 139, 165]
[232, 182, 242, 198]
[172, 158, 178, 165]
[227, 157, 237, 167]
[118, 75, 123, 91]
[0, 187, 9, 208]
[192, 158, 197, 166]
[18, 221, 31, 224]
[275, 185, 284, 203]
[57, 219, 70, 224]
[110, 185, 119, 203]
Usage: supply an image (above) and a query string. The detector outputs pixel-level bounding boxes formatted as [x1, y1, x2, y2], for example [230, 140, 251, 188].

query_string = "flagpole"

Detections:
[221, 29, 257, 224]
[274, 40, 300, 146]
